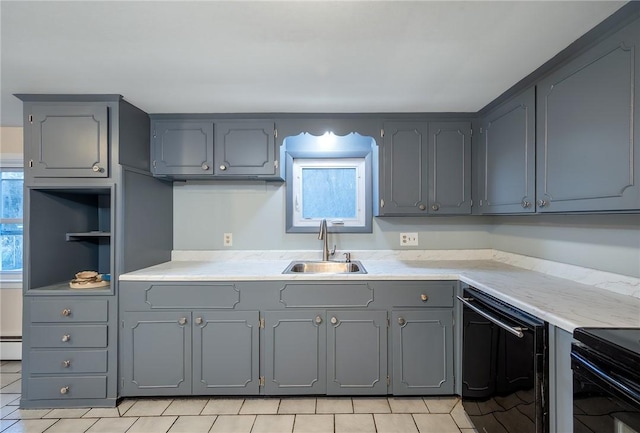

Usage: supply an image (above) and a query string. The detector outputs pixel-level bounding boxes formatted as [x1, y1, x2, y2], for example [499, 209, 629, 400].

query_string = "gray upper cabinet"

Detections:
[151, 120, 214, 176]
[427, 121, 472, 214]
[478, 87, 536, 214]
[379, 122, 429, 215]
[27, 104, 109, 178]
[214, 120, 278, 177]
[536, 17, 640, 212]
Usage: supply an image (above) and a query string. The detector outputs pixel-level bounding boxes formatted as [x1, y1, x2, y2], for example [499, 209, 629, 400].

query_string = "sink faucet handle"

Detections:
[344, 252, 351, 263]
[330, 245, 336, 257]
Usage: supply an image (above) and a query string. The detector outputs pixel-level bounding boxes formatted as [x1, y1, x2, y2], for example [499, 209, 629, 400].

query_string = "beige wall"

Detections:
[0, 127, 23, 156]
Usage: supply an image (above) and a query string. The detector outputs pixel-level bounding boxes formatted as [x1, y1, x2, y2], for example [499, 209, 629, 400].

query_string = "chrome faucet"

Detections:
[318, 219, 335, 261]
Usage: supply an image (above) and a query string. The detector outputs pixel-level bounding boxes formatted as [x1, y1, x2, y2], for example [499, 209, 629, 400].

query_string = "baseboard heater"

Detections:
[0, 336, 22, 360]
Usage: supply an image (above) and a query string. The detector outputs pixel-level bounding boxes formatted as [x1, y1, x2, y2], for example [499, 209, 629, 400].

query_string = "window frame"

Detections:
[0, 156, 24, 283]
[283, 133, 375, 234]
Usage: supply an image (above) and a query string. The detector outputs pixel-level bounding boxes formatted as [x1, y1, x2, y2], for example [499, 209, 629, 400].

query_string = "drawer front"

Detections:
[388, 282, 455, 308]
[30, 325, 108, 348]
[31, 299, 108, 323]
[26, 376, 107, 400]
[29, 350, 108, 374]
[280, 283, 374, 308]
[121, 283, 240, 311]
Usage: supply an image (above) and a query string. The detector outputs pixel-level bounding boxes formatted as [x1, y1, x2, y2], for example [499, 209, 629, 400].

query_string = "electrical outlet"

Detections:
[223, 233, 233, 247]
[400, 232, 418, 246]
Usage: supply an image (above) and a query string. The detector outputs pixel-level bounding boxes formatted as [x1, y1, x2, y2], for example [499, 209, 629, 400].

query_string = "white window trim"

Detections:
[292, 158, 366, 228]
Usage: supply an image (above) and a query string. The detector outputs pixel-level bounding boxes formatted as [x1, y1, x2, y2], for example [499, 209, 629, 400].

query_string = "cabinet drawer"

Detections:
[26, 376, 107, 400]
[30, 299, 108, 322]
[121, 282, 240, 310]
[31, 325, 108, 348]
[388, 282, 454, 307]
[280, 282, 374, 308]
[29, 350, 108, 374]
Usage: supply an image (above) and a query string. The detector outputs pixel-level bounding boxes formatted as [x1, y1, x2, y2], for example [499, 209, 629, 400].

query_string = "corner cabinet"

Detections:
[477, 87, 536, 214]
[536, 17, 640, 212]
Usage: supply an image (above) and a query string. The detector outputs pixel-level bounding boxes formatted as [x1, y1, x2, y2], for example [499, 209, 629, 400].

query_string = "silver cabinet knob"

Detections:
[315, 315, 323, 325]
[61, 308, 72, 317]
[418, 204, 426, 211]
[521, 200, 531, 209]
[537, 199, 547, 208]
[201, 163, 210, 171]
[431, 203, 440, 211]
[178, 317, 187, 326]
[398, 317, 406, 326]
[420, 294, 429, 302]
[60, 386, 69, 395]
[92, 164, 103, 173]
[330, 316, 338, 325]
[62, 360, 71, 368]
[219, 164, 227, 171]
[195, 317, 203, 325]
[61, 334, 71, 342]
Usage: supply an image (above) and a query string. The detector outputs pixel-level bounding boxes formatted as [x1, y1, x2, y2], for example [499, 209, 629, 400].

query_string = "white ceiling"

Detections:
[0, 1, 626, 126]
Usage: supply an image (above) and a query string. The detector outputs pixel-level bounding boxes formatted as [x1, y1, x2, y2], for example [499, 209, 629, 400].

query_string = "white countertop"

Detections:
[120, 250, 640, 333]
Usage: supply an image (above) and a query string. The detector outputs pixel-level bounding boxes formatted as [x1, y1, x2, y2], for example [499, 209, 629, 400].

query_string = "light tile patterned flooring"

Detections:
[0, 361, 477, 433]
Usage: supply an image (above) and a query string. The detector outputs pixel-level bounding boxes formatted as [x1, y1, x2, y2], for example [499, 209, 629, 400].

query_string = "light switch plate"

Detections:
[223, 233, 233, 247]
[400, 232, 418, 246]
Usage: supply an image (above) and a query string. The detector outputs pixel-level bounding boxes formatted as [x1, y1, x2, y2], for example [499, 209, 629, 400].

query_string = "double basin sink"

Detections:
[283, 260, 367, 274]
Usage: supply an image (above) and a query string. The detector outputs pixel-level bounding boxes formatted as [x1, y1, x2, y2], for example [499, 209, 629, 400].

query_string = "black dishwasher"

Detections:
[458, 287, 548, 433]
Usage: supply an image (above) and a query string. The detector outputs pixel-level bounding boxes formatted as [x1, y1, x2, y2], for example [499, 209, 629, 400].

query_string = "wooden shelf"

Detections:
[30, 280, 111, 293]
[65, 231, 111, 241]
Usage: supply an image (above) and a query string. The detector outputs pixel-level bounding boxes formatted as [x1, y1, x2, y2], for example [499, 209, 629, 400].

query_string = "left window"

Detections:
[0, 168, 23, 279]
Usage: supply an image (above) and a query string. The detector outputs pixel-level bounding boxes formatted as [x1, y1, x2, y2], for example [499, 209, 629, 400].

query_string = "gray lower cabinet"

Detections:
[536, 16, 640, 212]
[121, 310, 259, 396]
[427, 121, 472, 214]
[477, 87, 536, 214]
[214, 120, 278, 177]
[391, 309, 454, 395]
[151, 119, 214, 176]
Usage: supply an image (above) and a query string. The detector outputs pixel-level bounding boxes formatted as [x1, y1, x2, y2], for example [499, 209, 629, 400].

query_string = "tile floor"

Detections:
[0, 361, 477, 433]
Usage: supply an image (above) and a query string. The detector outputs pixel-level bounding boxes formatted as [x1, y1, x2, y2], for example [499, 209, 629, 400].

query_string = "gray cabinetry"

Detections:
[391, 309, 454, 395]
[151, 119, 214, 176]
[379, 122, 429, 215]
[26, 103, 109, 178]
[214, 120, 277, 177]
[478, 87, 536, 214]
[427, 121, 472, 214]
[536, 17, 640, 212]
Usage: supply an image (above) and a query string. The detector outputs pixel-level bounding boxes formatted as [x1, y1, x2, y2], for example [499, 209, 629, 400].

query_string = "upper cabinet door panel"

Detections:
[479, 87, 536, 214]
[152, 120, 214, 176]
[428, 121, 472, 214]
[214, 121, 276, 176]
[537, 18, 640, 212]
[380, 122, 428, 215]
[30, 104, 109, 178]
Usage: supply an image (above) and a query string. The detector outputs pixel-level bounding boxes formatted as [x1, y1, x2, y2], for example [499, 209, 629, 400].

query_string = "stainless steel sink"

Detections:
[283, 260, 367, 274]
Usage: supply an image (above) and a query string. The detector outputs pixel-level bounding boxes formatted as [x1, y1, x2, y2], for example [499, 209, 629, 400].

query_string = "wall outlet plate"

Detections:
[400, 232, 418, 246]
[223, 233, 233, 247]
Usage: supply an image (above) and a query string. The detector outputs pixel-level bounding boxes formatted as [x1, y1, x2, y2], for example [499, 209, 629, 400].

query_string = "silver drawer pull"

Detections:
[315, 315, 323, 324]
[178, 317, 187, 326]
[92, 164, 104, 173]
[62, 360, 71, 368]
[398, 317, 406, 326]
[420, 294, 429, 302]
[61, 308, 72, 317]
[60, 386, 69, 395]
[219, 164, 227, 171]
[330, 316, 338, 325]
[61, 334, 71, 342]
[195, 317, 203, 325]
[201, 163, 210, 171]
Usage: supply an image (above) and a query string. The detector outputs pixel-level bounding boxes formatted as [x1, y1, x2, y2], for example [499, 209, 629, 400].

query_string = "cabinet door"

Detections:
[214, 120, 277, 176]
[536, 18, 640, 212]
[327, 310, 388, 395]
[263, 310, 326, 395]
[192, 311, 259, 395]
[152, 120, 214, 176]
[427, 121, 472, 214]
[392, 309, 454, 395]
[478, 88, 536, 214]
[380, 122, 429, 215]
[29, 104, 109, 178]
[121, 312, 192, 396]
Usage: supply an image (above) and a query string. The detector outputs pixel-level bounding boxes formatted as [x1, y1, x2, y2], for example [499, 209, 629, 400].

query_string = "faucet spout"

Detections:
[318, 219, 330, 261]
